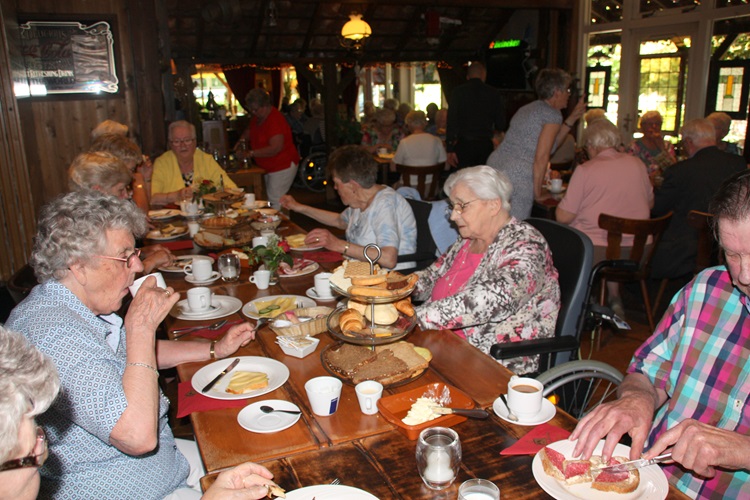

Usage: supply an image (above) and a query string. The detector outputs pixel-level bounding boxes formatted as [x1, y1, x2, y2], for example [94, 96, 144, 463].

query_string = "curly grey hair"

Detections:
[535, 68, 572, 100]
[0, 326, 59, 462]
[444, 165, 512, 212]
[168, 120, 196, 141]
[405, 110, 427, 131]
[31, 190, 147, 282]
[583, 119, 622, 150]
[68, 151, 132, 193]
[327, 145, 378, 188]
[245, 88, 272, 109]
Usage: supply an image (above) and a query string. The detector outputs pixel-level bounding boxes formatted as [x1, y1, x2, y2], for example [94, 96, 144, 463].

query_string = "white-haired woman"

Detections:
[413, 165, 560, 374]
[7, 190, 256, 498]
[706, 111, 741, 155]
[391, 110, 447, 188]
[487, 68, 586, 220]
[556, 119, 654, 317]
[627, 110, 677, 184]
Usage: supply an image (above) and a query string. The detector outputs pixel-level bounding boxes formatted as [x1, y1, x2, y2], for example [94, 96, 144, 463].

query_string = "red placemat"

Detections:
[177, 381, 249, 418]
[500, 423, 571, 455]
[161, 240, 195, 251]
[304, 251, 344, 263]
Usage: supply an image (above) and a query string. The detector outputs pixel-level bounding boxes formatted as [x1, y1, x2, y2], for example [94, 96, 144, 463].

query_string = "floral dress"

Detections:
[413, 218, 560, 375]
[627, 138, 677, 178]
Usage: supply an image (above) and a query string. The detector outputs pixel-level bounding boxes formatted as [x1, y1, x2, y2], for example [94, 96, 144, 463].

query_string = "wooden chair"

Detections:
[395, 163, 445, 200]
[597, 212, 673, 332]
[652, 210, 715, 313]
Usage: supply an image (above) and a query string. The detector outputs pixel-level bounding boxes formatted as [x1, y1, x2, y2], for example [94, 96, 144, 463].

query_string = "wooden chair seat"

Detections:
[395, 163, 445, 200]
[597, 212, 673, 332]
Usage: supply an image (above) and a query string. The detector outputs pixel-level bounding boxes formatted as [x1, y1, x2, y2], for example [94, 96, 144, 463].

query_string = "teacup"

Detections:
[507, 375, 544, 419]
[250, 270, 271, 290]
[313, 272, 333, 299]
[186, 287, 213, 313]
[129, 272, 167, 296]
[184, 256, 213, 281]
[549, 178, 563, 194]
[252, 236, 269, 248]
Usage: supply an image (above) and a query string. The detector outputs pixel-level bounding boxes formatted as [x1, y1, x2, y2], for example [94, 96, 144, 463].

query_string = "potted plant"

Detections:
[243, 235, 293, 284]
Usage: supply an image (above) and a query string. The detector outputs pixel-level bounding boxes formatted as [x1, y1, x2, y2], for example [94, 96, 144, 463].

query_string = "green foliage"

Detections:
[242, 235, 293, 273]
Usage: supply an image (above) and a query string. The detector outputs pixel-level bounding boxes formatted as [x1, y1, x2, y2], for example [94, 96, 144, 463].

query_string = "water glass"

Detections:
[218, 254, 240, 282]
[458, 479, 500, 500]
[416, 427, 461, 490]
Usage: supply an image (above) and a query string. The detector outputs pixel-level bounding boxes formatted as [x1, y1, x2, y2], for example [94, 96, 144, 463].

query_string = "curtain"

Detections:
[222, 66, 256, 112]
[271, 71, 282, 108]
[341, 66, 359, 119]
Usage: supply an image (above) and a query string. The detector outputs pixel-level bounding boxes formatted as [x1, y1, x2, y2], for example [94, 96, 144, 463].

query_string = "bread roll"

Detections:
[363, 303, 399, 325]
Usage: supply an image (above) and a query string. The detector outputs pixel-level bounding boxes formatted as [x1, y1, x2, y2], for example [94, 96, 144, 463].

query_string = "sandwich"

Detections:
[266, 483, 285, 498]
[540, 447, 640, 493]
[225, 371, 269, 394]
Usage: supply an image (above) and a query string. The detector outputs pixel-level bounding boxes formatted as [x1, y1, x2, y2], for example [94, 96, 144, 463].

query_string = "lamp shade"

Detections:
[341, 13, 371, 42]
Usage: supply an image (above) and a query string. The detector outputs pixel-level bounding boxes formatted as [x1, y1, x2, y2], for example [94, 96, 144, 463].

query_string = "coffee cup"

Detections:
[507, 375, 544, 418]
[186, 286, 213, 313]
[129, 272, 167, 296]
[250, 269, 271, 290]
[549, 178, 563, 194]
[187, 221, 200, 237]
[305, 376, 343, 416]
[377, 147, 389, 156]
[252, 236, 269, 248]
[243, 193, 256, 207]
[184, 256, 213, 281]
[355, 380, 383, 415]
[313, 272, 333, 299]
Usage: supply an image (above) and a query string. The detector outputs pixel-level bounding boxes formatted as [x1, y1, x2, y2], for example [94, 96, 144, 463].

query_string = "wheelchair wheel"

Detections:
[297, 151, 328, 193]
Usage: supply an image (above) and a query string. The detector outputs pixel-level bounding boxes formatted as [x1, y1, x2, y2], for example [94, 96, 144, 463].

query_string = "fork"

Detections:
[330, 478, 341, 485]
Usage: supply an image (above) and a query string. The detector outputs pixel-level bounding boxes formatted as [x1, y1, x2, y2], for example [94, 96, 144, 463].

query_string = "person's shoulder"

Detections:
[153, 150, 175, 165]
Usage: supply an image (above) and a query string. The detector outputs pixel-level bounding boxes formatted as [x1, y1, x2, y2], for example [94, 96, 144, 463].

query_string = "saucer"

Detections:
[237, 399, 301, 433]
[170, 296, 243, 321]
[306, 287, 335, 301]
[185, 271, 220, 285]
[492, 397, 556, 426]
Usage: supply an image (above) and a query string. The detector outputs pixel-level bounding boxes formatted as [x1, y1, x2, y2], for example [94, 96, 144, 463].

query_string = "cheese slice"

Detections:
[254, 297, 298, 317]
[225, 371, 269, 394]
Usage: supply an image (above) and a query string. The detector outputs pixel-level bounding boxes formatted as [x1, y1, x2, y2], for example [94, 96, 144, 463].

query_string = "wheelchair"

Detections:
[295, 144, 328, 193]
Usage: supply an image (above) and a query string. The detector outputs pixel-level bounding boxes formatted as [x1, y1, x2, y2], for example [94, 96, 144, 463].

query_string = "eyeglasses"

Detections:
[170, 138, 196, 145]
[94, 248, 142, 268]
[0, 427, 48, 472]
[446, 199, 480, 215]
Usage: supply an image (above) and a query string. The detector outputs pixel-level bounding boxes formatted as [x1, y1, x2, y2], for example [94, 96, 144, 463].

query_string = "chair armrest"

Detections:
[490, 336, 579, 360]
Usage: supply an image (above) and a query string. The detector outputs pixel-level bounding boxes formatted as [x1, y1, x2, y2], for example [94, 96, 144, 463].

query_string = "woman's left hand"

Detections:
[305, 228, 342, 252]
[213, 322, 257, 359]
[141, 248, 174, 274]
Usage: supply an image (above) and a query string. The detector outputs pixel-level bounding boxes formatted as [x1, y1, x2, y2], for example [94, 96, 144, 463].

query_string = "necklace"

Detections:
[444, 242, 472, 291]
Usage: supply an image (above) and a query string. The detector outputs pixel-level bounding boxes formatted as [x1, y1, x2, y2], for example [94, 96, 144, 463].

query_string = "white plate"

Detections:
[179, 303, 221, 317]
[170, 296, 243, 320]
[191, 356, 290, 400]
[148, 209, 181, 220]
[241, 295, 316, 320]
[278, 259, 319, 278]
[289, 244, 324, 252]
[493, 397, 556, 426]
[146, 227, 189, 241]
[237, 399, 301, 433]
[185, 271, 221, 285]
[532, 440, 668, 500]
[306, 287, 336, 301]
[285, 485, 378, 500]
[159, 255, 215, 273]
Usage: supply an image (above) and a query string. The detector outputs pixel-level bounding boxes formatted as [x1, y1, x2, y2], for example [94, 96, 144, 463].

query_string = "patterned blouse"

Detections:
[627, 138, 677, 177]
[413, 217, 561, 375]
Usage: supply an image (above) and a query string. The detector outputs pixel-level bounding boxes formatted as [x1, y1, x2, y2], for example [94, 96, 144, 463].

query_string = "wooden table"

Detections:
[227, 166, 267, 200]
[161, 226, 689, 499]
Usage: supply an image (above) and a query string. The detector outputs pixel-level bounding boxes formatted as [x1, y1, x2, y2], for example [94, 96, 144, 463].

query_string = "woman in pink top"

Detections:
[556, 119, 653, 316]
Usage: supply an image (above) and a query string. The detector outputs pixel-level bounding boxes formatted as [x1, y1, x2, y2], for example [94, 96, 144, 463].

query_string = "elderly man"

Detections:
[151, 120, 237, 206]
[570, 170, 750, 498]
[650, 118, 746, 282]
[236, 88, 300, 209]
[7, 191, 256, 499]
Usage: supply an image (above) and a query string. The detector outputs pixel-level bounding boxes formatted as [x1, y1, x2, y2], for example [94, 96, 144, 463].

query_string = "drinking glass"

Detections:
[416, 427, 461, 490]
[458, 478, 500, 500]
[218, 254, 240, 282]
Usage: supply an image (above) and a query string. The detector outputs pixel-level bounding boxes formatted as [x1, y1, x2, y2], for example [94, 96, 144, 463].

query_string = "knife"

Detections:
[597, 452, 672, 473]
[201, 358, 241, 393]
[433, 407, 490, 419]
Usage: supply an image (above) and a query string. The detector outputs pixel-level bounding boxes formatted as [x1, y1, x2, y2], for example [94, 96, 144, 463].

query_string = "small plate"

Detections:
[185, 271, 221, 285]
[146, 227, 189, 241]
[278, 259, 319, 278]
[170, 296, 243, 321]
[191, 356, 289, 400]
[159, 255, 215, 273]
[237, 399, 301, 433]
[306, 287, 336, 301]
[242, 295, 316, 320]
[285, 485, 378, 500]
[532, 439, 668, 500]
[148, 209, 181, 220]
[289, 244, 324, 252]
[493, 397, 556, 426]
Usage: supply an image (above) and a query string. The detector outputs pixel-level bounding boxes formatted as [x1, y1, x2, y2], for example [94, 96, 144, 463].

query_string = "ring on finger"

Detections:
[164, 289, 172, 297]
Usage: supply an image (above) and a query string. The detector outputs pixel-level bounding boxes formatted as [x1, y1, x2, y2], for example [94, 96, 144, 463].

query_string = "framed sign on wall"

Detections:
[17, 19, 119, 97]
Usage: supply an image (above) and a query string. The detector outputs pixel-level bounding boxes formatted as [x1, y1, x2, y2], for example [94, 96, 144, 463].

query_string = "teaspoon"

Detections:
[499, 394, 519, 422]
[260, 405, 301, 415]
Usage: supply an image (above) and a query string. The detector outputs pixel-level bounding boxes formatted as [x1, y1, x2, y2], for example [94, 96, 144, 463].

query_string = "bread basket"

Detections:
[269, 306, 334, 337]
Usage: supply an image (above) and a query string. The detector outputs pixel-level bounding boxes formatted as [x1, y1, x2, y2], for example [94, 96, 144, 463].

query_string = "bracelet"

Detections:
[562, 121, 573, 128]
[210, 340, 218, 360]
[126, 362, 159, 376]
[342, 243, 350, 256]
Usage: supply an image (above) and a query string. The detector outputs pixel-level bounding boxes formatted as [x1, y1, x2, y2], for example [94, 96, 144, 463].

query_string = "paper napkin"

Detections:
[304, 251, 344, 263]
[162, 240, 195, 251]
[500, 423, 571, 455]
[177, 381, 249, 418]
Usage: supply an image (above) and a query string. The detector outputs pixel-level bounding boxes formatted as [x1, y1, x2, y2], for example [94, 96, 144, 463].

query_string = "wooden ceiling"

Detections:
[166, 0, 575, 66]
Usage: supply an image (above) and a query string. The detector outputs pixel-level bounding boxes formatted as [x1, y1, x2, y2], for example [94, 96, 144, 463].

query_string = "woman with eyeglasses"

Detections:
[151, 120, 237, 206]
[627, 110, 677, 185]
[487, 68, 586, 220]
[7, 191, 257, 498]
[412, 166, 560, 375]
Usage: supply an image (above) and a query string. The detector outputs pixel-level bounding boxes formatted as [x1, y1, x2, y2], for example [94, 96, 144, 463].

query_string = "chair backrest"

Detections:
[396, 163, 445, 200]
[397, 198, 438, 271]
[687, 210, 715, 274]
[598, 212, 673, 278]
[8, 264, 38, 305]
[526, 218, 594, 366]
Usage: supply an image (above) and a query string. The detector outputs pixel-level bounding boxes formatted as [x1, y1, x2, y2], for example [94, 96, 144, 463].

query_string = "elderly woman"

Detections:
[90, 133, 153, 210]
[413, 166, 560, 374]
[361, 108, 404, 154]
[281, 145, 416, 270]
[487, 68, 586, 220]
[556, 119, 653, 317]
[6, 191, 256, 498]
[627, 110, 677, 183]
[151, 120, 237, 206]
[707, 111, 742, 155]
[391, 110, 448, 189]
[68, 151, 175, 274]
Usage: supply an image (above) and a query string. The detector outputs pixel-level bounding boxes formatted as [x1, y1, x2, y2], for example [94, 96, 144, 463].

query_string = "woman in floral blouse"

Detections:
[413, 165, 561, 374]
